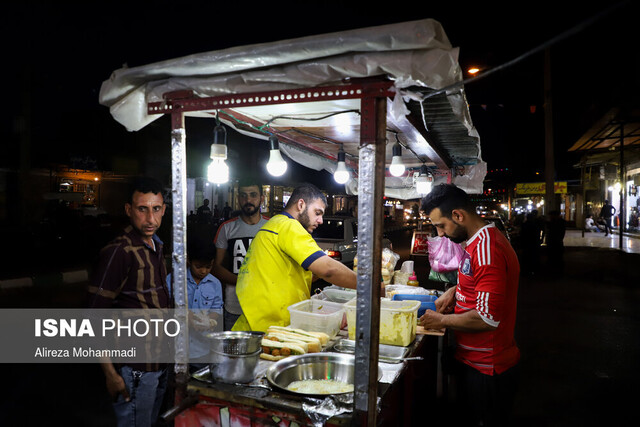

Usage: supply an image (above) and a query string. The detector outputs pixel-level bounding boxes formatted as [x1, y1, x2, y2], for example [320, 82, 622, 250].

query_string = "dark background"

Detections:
[0, 1, 637, 276]
[2, 1, 637, 180]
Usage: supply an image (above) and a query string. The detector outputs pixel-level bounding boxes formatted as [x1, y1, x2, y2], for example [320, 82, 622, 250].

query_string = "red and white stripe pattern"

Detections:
[477, 291, 499, 327]
[476, 227, 492, 266]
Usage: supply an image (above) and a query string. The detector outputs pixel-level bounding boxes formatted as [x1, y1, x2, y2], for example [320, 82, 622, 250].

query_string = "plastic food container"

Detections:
[345, 299, 421, 346]
[392, 294, 438, 317]
[287, 299, 345, 339]
[384, 284, 432, 298]
[312, 287, 358, 304]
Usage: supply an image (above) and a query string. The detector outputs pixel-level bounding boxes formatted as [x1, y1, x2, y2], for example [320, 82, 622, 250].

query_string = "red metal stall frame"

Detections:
[152, 79, 394, 426]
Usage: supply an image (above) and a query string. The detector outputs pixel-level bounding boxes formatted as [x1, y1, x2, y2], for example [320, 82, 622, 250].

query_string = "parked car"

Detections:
[312, 216, 358, 267]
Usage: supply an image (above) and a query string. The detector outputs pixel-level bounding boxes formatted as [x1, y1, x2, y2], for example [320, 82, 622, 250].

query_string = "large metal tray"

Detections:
[332, 339, 409, 363]
[265, 352, 382, 396]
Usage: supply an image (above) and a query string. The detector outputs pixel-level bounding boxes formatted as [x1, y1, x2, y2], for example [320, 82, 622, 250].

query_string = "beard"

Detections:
[241, 203, 259, 217]
[446, 221, 468, 244]
[298, 209, 313, 232]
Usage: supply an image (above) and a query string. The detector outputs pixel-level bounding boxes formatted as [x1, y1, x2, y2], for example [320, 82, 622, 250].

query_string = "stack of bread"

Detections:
[260, 326, 330, 361]
[352, 248, 400, 286]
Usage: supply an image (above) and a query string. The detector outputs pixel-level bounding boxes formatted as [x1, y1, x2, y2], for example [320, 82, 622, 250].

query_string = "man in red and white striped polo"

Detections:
[419, 183, 520, 427]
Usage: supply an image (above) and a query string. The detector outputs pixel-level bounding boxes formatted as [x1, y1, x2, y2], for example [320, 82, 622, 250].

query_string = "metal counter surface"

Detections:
[183, 333, 437, 426]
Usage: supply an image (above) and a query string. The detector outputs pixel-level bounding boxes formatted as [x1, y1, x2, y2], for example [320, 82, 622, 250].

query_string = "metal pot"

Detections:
[265, 352, 381, 396]
[205, 330, 264, 354]
[209, 348, 262, 384]
[206, 331, 265, 384]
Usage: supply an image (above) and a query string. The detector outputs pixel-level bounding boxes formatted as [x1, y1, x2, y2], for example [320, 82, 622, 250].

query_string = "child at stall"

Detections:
[167, 239, 223, 371]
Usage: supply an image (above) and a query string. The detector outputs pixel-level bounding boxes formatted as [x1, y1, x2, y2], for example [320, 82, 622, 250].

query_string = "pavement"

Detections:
[507, 243, 640, 426]
[1, 229, 639, 426]
[564, 228, 640, 253]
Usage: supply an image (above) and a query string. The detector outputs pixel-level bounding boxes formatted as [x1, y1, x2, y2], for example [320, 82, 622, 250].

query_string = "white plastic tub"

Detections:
[287, 299, 345, 339]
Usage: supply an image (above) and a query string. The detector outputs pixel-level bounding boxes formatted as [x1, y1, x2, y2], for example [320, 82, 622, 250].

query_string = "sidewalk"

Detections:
[564, 228, 640, 254]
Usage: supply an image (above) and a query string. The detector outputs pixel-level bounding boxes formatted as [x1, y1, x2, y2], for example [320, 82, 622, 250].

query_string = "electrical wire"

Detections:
[421, 1, 630, 100]
[259, 109, 360, 129]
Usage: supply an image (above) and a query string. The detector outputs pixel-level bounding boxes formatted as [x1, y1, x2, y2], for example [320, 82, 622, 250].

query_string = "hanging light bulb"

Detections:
[415, 164, 433, 195]
[389, 143, 405, 177]
[334, 145, 350, 184]
[207, 124, 229, 184]
[266, 135, 288, 177]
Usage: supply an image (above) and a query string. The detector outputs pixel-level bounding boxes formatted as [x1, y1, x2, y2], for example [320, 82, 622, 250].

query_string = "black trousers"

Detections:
[454, 361, 520, 427]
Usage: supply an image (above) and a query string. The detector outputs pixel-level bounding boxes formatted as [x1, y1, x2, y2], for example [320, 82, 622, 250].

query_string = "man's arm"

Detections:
[419, 308, 496, 332]
[100, 360, 130, 402]
[308, 256, 357, 289]
[434, 286, 456, 314]
[212, 247, 237, 284]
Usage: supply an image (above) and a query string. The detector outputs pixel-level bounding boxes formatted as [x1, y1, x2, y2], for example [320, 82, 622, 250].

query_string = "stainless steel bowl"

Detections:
[265, 352, 381, 395]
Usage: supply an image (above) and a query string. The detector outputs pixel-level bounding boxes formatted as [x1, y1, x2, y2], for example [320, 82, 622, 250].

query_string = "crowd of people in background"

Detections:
[189, 199, 235, 228]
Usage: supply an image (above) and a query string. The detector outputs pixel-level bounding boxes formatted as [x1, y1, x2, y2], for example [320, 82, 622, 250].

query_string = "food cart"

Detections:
[100, 18, 484, 426]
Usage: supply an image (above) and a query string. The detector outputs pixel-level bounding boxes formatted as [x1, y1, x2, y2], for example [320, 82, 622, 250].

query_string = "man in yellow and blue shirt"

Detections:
[232, 183, 357, 332]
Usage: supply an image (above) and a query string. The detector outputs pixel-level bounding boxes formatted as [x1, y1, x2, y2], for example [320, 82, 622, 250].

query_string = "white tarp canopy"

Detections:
[99, 18, 485, 196]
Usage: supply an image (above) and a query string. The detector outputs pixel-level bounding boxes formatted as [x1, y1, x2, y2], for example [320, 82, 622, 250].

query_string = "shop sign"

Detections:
[410, 231, 430, 256]
[515, 182, 567, 195]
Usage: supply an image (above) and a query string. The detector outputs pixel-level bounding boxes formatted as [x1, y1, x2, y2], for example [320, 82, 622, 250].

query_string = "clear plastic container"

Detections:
[345, 299, 421, 346]
[287, 299, 345, 339]
[384, 284, 432, 298]
[311, 287, 358, 304]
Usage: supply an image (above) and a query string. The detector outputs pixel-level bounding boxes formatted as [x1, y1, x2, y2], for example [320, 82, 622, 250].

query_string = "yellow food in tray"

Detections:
[260, 325, 329, 360]
[287, 379, 354, 394]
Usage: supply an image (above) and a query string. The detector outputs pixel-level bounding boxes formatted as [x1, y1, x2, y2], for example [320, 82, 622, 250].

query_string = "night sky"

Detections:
[3, 1, 637, 184]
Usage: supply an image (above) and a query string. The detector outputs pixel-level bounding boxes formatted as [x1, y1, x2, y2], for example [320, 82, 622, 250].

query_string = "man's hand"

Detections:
[101, 361, 130, 402]
[418, 309, 445, 330]
[105, 372, 130, 402]
[435, 287, 456, 314]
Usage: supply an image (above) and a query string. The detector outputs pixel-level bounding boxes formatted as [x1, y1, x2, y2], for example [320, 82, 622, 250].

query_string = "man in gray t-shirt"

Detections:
[213, 182, 269, 329]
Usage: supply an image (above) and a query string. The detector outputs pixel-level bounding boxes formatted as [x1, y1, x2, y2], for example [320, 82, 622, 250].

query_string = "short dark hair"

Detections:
[420, 184, 474, 219]
[285, 183, 326, 210]
[128, 176, 164, 203]
[188, 238, 216, 263]
[238, 178, 263, 196]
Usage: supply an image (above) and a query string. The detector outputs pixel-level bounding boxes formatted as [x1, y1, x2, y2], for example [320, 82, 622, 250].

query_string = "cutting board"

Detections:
[416, 326, 445, 336]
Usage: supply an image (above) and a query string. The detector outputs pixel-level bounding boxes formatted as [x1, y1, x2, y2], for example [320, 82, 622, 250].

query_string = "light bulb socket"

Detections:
[392, 143, 402, 157]
[420, 164, 429, 176]
[337, 146, 346, 163]
[269, 135, 279, 150]
[213, 124, 227, 145]
[210, 143, 227, 159]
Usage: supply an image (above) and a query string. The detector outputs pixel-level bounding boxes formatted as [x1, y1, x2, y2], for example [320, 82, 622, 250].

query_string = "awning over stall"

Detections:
[569, 108, 640, 153]
[100, 19, 485, 196]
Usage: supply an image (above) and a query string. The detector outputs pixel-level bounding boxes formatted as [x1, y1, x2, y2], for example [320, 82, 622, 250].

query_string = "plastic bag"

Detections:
[354, 248, 400, 285]
[381, 248, 400, 271]
[428, 269, 458, 284]
[384, 284, 432, 298]
[427, 236, 465, 272]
